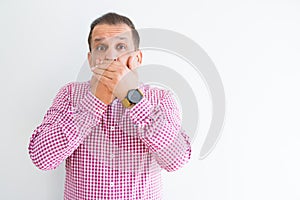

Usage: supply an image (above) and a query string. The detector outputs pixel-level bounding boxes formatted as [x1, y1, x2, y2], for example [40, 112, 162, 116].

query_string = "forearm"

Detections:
[129, 91, 191, 171]
[28, 84, 107, 170]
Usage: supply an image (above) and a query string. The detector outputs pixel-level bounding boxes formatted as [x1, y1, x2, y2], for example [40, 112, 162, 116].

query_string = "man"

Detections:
[29, 12, 191, 200]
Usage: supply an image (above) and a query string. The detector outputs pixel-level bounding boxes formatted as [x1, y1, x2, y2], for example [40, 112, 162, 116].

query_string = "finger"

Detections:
[92, 68, 105, 76]
[91, 59, 104, 70]
[92, 63, 117, 72]
[92, 69, 114, 80]
[93, 73, 113, 81]
[98, 75, 115, 92]
[100, 74, 113, 82]
[117, 50, 135, 62]
[127, 56, 135, 69]
[109, 59, 128, 71]
[92, 66, 116, 76]
[91, 64, 108, 71]
[92, 74, 113, 92]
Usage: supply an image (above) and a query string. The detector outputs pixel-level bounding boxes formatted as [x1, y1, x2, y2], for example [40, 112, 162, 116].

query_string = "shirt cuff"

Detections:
[129, 97, 154, 127]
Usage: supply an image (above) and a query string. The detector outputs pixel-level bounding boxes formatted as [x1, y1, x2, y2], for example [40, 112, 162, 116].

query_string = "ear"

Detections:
[88, 52, 92, 67]
[136, 50, 143, 65]
[128, 50, 143, 70]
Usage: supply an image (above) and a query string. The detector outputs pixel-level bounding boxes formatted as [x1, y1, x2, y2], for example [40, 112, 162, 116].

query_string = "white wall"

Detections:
[1, 0, 300, 199]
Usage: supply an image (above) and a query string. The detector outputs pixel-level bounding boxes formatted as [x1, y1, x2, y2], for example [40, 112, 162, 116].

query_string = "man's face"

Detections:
[88, 24, 141, 69]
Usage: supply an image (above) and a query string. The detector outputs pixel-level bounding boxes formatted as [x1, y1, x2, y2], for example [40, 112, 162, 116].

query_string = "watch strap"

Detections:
[121, 97, 133, 108]
[121, 88, 143, 108]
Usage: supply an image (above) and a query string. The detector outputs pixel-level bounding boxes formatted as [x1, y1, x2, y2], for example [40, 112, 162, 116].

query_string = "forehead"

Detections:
[91, 24, 132, 41]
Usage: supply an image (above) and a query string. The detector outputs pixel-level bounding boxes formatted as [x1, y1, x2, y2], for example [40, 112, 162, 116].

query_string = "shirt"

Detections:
[28, 81, 191, 200]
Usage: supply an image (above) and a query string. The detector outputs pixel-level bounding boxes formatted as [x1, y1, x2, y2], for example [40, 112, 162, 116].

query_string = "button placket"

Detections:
[110, 126, 115, 131]
[110, 181, 114, 187]
[110, 153, 115, 159]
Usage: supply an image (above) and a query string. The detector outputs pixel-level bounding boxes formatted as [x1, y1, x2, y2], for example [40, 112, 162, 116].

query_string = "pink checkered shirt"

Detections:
[29, 81, 191, 200]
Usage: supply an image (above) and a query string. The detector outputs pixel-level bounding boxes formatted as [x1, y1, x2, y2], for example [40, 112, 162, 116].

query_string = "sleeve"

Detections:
[28, 83, 107, 170]
[129, 89, 191, 172]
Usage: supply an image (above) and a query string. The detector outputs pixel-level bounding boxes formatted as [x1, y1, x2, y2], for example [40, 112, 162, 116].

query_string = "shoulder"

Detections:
[54, 81, 90, 104]
[58, 81, 90, 94]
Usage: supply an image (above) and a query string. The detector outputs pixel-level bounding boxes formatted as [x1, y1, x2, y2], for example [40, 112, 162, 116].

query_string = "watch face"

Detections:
[128, 89, 142, 104]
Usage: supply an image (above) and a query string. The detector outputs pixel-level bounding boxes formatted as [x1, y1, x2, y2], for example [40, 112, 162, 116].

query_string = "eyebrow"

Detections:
[94, 36, 129, 43]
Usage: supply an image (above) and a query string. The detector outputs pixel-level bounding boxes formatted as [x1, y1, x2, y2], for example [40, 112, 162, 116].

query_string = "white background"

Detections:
[1, 0, 300, 199]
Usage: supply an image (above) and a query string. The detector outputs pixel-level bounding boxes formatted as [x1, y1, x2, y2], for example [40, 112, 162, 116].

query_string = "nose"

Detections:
[104, 47, 118, 60]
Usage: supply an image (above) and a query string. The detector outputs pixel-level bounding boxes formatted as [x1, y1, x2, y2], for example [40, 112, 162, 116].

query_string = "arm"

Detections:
[129, 89, 191, 172]
[28, 83, 107, 170]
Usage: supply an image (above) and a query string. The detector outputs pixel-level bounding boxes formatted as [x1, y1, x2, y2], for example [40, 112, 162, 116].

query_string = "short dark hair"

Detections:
[88, 12, 140, 51]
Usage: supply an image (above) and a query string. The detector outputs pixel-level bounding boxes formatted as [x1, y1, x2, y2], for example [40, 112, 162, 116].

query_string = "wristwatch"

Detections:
[121, 88, 143, 108]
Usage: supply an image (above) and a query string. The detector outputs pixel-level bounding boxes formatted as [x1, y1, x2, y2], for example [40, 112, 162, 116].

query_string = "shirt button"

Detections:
[110, 126, 115, 131]
[110, 154, 114, 159]
[110, 182, 114, 187]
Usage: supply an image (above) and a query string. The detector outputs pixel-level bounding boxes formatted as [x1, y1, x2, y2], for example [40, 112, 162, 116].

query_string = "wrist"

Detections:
[90, 80, 114, 105]
[121, 88, 143, 108]
[95, 92, 115, 105]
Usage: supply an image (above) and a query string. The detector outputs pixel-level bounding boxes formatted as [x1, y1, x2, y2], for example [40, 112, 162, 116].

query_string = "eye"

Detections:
[95, 45, 107, 51]
[116, 43, 127, 50]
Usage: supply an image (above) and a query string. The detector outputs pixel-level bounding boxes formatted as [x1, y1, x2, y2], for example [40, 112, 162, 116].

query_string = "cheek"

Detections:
[118, 56, 130, 67]
[89, 57, 96, 67]
[88, 54, 94, 67]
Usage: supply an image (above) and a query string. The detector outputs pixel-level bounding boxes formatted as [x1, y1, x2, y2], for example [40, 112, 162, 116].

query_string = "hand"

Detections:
[90, 74, 115, 105]
[91, 57, 139, 101]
